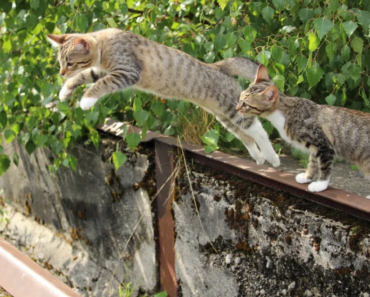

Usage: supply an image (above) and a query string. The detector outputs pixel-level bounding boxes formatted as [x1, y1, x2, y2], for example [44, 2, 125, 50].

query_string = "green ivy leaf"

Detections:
[200, 130, 219, 147]
[214, 34, 226, 52]
[225, 33, 237, 47]
[217, 0, 228, 10]
[12, 152, 19, 166]
[326, 42, 336, 62]
[342, 21, 358, 37]
[341, 44, 351, 61]
[223, 48, 233, 59]
[308, 33, 319, 52]
[0, 154, 10, 176]
[271, 46, 284, 63]
[151, 101, 164, 117]
[76, 15, 89, 31]
[272, 0, 285, 11]
[262, 6, 274, 23]
[225, 132, 235, 142]
[273, 75, 285, 91]
[238, 40, 251, 53]
[242, 26, 257, 42]
[35, 134, 48, 147]
[257, 51, 271, 66]
[356, 10, 370, 33]
[25, 141, 36, 155]
[0, 111, 7, 129]
[306, 65, 324, 87]
[134, 110, 149, 126]
[90, 131, 101, 150]
[30, 0, 39, 10]
[126, 133, 141, 151]
[112, 151, 127, 170]
[57, 102, 70, 114]
[298, 8, 314, 23]
[351, 37, 363, 53]
[4, 130, 16, 144]
[325, 94, 336, 105]
[341, 62, 361, 81]
[296, 56, 307, 73]
[50, 141, 63, 154]
[314, 17, 333, 40]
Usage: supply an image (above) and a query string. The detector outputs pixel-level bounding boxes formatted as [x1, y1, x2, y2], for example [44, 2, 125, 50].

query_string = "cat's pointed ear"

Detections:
[262, 85, 279, 104]
[254, 64, 270, 84]
[47, 34, 70, 47]
[73, 38, 90, 53]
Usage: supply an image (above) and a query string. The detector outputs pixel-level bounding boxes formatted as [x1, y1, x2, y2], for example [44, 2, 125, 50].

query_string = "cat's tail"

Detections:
[213, 57, 262, 81]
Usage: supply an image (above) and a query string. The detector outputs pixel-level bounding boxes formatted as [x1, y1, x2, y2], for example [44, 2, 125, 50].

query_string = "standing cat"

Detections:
[237, 64, 370, 193]
[47, 28, 280, 167]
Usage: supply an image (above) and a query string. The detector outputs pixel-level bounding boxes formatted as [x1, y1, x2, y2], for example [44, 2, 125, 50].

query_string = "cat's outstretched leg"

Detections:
[296, 153, 318, 184]
[80, 70, 140, 110]
[307, 148, 334, 192]
[59, 68, 107, 102]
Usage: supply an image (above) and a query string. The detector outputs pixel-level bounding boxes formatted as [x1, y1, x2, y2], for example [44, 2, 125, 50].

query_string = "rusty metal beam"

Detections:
[0, 238, 81, 297]
[98, 120, 370, 222]
[155, 136, 370, 221]
[155, 141, 177, 297]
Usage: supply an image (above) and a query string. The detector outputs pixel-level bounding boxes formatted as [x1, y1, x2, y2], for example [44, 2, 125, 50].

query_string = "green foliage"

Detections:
[1, 0, 370, 175]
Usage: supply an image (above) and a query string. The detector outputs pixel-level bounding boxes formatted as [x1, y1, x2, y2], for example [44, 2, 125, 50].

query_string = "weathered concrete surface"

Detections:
[1, 135, 370, 297]
[174, 161, 370, 297]
[0, 137, 157, 297]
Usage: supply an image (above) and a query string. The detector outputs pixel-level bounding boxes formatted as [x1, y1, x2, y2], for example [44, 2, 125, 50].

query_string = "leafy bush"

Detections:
[0, 0, 369, 173]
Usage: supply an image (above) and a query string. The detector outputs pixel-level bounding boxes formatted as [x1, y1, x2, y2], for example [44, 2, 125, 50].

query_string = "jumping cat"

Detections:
[47, 28, 280, 167]
[236, 64, 370, 193]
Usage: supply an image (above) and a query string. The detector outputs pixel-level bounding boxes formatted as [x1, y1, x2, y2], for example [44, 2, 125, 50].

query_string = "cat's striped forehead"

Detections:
[246, 82, 272, 94]
[59, 39, 75, 58]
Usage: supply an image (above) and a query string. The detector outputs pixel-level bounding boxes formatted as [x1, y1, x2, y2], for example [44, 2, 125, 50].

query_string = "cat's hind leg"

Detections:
[296, 153, 318, 184]
[307, 148, 334, 192]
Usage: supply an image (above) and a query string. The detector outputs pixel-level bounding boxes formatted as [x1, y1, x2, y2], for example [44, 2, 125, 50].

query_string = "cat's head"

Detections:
[47, 34, 98, 78]
[236, 65, 279, 116]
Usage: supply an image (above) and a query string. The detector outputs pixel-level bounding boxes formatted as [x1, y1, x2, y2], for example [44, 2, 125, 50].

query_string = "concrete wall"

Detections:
[0, 136, 157, 297]
[174, 162, 370, 297]
[1, 135, 370, 297]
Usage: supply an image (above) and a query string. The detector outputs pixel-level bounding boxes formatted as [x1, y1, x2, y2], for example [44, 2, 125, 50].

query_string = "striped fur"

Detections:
[47, 29, 280, 167]
[237, 65, 370, 194]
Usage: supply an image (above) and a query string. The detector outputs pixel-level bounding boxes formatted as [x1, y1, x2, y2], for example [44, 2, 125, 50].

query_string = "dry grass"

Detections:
[178, 107, 215, 145]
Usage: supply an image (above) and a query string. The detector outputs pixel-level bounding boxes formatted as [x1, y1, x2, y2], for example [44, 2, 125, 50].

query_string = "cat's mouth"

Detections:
[236, 101, 263, 116]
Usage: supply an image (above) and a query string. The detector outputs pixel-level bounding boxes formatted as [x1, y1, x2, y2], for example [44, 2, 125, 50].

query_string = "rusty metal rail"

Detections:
[99, 118, 370, 297]
[99, 118, 370, 221]
[0, 238, 81, 297]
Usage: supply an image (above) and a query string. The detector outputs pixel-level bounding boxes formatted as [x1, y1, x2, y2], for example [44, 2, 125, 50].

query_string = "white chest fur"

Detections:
[265, 110, 310, 153]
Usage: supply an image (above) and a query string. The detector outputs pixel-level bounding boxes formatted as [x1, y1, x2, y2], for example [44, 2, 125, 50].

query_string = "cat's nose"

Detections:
[236, 102, 243, 111]
[60, 68, 67, 76]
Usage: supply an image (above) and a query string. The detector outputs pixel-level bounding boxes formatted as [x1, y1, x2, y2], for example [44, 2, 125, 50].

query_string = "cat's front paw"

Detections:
[256, 155, 265, 165]
[307, 180, 329, 192]
[59, 85, 73, 101]
[295, 173, 312, 184]
[268, 153, 280, 168]
[80, 97, 99, 110]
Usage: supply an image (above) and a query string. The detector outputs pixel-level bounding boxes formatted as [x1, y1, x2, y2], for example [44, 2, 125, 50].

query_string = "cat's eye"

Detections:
[67, 62, 74, 67]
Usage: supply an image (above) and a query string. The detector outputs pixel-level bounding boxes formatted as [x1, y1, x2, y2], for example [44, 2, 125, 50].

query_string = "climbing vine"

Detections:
[0, 0, 369, 173]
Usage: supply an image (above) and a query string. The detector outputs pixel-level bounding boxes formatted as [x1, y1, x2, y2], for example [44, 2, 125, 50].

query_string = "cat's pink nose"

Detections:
[60, 68, 67, 76]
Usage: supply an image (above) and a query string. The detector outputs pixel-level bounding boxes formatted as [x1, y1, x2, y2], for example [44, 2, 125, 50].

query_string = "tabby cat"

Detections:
[47, 28, 280, 167]
[237, 64, 370, 193]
